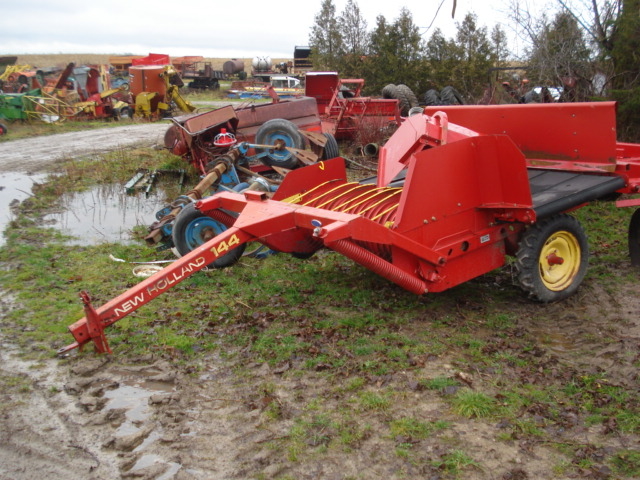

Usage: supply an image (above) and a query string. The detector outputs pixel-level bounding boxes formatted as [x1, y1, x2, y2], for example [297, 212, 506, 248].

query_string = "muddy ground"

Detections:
[0, 123, 169, 173]
[0, 126, 639, 480]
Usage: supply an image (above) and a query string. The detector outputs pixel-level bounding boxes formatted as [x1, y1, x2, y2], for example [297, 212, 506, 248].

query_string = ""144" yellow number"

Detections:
[210, 234, 240, 257]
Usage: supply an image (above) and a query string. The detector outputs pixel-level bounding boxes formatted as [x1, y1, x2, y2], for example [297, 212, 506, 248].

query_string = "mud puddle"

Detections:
[42, 183, 172, 246]
[103, 370, 175, 437]
[0, 171, 49, 245]
[128, 454, 182, 479]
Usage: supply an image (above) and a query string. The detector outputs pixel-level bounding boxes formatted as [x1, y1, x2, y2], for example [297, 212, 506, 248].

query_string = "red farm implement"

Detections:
[59, 101, 640, 355]
[147, 109, 338, 248]
[164, 97, 323, 175]
[304, 72, 401, 140]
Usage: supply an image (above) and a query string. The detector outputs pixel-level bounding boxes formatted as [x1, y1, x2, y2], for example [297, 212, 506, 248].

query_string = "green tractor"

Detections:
[0, 88, 43, 135]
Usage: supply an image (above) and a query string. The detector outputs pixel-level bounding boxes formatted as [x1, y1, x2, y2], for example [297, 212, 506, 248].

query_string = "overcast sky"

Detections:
[0, 0, 524, 59]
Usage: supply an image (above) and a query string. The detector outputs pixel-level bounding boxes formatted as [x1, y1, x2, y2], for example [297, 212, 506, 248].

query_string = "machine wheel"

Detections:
[321, 132, 339, 159]
[381, 84, 398, 99]
[172, 203, 245, 269]
[383, 84, 416, 116]
[408, 106, 424, 116]
[0, 123, 7, 135]
[255, 118, 305, 169]
[396, 84, 419, 114]
[423, 89, 441, 106]
[119, 106, 134, 119]
[629, 208, 640, 267]
[339, 86, 355, 98]
[515, 214, 589, 302]
[440, 86, 464, 105]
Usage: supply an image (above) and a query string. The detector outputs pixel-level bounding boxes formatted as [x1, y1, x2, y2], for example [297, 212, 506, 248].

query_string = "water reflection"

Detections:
[43, 184, 168, 246]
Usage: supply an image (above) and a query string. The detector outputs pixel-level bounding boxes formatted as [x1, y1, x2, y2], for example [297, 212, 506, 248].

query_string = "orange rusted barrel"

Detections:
[129, 65, 166, 96]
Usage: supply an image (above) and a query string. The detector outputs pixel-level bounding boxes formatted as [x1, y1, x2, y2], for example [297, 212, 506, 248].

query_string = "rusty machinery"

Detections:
[130, 64, 195, 119]
[304, 72, 402, 141]
[147, 113, 339, 250]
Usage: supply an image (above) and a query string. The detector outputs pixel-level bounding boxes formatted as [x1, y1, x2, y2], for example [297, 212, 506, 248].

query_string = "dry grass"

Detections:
[15, 54, 113, 68]
[13, 54, 289, 70]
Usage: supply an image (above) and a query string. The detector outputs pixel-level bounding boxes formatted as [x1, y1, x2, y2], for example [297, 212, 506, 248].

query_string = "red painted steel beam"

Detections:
[59, 226, 255, 354]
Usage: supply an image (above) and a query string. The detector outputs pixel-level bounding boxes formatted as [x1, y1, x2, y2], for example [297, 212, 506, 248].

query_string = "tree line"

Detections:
[309, 0, 640, 140]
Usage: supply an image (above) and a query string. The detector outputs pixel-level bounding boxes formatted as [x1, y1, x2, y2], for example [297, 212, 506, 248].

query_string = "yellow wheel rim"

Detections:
[538, 230, 581, 291]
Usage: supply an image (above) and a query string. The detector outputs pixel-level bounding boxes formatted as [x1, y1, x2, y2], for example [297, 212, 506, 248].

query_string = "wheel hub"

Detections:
[539, 231, 580, 291]
[200, 226, 215, 242]
[545, 252, 565, 266]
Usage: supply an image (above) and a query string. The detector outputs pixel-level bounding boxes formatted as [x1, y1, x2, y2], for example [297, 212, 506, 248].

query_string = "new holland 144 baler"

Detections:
[60, 102, 640, 354]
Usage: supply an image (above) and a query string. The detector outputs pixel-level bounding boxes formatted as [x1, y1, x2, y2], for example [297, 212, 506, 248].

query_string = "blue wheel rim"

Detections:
[184, 217, 227, 250]
[264, 131, 295, 161]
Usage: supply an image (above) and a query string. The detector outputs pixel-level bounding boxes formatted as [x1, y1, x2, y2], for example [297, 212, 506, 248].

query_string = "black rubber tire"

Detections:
[440, 86, 464, 105]
[255, 118, 305, 169]
[515, 214, 589, 302]
[629, 208, 640, 267]
[396, 84, 419, 112]
[423, 89, 441, 106]
[0, 123, 7, 135]
[172, 203, 245, 269]
[408, 106, 424, 117]
[120, 106, 134, 119]
[339, 86, 355, 98]
[321, 133, 339, 159]
[382, 83, 416, 116]
[386, 84, 415, 116]
[381, 84, 398, 99]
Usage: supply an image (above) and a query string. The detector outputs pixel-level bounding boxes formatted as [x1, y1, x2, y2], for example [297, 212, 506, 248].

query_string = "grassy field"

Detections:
[0, 138, 639, 478]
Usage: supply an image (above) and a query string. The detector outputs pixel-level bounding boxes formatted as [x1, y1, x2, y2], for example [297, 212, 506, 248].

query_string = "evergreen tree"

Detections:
[337, 0, 369, 77]
[491, 24, 510, 68]
[452, 13, 495, 100]
[527, 11, 591, 100]
[365, 8, 425, 94]
[362, 15, 394, 92]
[393, 7, 423, 63]
[424, 28, 463, 89]
[609, 0, 640, 139]
[309, 0, 343, 70]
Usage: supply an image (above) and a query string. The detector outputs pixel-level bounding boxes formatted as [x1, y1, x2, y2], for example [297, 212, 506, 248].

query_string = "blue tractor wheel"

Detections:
[172, 203, 245, 268]
[255, 118, 304, 169]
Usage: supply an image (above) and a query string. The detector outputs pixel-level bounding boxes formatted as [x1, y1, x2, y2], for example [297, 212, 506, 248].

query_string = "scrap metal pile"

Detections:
[0, 62, 134, 125]
[147, 101, 338, 250]
[0, 54, 199, 130]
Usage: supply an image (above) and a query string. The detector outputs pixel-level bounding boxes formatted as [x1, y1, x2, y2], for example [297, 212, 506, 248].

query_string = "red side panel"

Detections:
[395, 135, 533, 238]
[424, 102, 618, 171]
[272, 157, 348, 201]
[132, 53, 170, 66]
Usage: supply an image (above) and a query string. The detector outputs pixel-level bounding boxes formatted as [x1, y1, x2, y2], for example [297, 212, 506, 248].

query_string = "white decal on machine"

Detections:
[113, 256, 207, 316]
